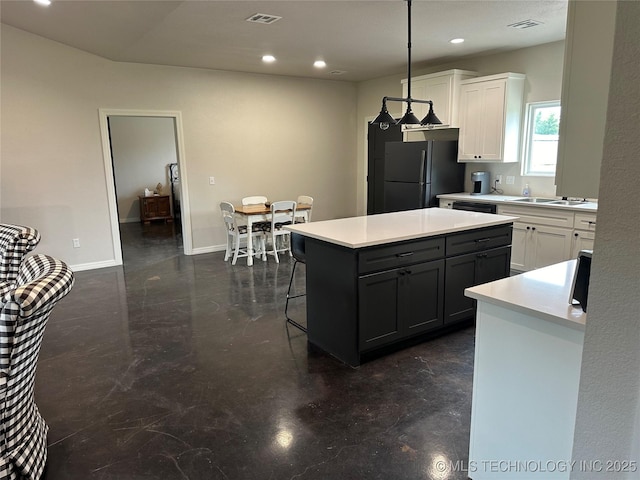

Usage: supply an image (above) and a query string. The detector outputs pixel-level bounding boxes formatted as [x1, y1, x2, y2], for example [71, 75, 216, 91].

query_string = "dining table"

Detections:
[234, 203, 312, 266]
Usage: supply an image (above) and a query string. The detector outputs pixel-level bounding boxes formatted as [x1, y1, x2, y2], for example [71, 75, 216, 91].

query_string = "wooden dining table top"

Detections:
[234, 203, 311, 215]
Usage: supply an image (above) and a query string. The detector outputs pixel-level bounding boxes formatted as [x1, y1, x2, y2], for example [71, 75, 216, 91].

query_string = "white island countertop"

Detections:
[465, 259, 586, 331]
[287, 208, 517, 249]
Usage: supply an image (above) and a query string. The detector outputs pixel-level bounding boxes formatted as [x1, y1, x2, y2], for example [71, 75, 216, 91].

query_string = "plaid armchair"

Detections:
[0, 255, 74, 480]
[0, 225, 41, 296]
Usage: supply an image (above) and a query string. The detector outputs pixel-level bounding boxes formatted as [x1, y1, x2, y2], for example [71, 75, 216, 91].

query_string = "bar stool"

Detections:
[285, 232, 307, 333]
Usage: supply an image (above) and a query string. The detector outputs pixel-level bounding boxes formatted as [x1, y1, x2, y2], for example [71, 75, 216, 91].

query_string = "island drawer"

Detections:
[446, 225, 512, 257]
[359, 237, 445, 274]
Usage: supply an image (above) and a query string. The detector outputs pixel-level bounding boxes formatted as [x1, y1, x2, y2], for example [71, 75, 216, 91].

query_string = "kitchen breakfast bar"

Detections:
[288, 208, 517, 366]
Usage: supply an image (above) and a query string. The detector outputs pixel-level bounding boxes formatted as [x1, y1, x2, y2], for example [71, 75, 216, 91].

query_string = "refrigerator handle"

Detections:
[419, 150, 426, 184]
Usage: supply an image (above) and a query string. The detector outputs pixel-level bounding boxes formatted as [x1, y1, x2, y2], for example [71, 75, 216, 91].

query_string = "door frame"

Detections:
[98, 109, 193, 264]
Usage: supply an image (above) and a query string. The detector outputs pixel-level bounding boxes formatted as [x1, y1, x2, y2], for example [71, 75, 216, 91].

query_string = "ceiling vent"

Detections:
[246, 13, 282, 25]
[507, 19, 544, 29]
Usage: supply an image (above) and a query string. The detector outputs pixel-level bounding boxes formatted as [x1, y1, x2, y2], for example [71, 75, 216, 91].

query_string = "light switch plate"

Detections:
[506, 176, 515, 185]
[209, 176, 215, 185]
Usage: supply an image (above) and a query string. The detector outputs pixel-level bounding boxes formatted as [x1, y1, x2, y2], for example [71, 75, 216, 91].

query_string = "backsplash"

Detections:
[464, 164, 558, 198]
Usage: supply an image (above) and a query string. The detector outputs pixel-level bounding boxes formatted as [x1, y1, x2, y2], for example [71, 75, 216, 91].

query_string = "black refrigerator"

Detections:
[383, 140, 464, 213]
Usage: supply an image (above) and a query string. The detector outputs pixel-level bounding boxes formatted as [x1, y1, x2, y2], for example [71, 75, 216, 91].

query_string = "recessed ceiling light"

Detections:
[313, 60, 327, 69]
[34, 0, 51, 5]
[262, 55, 276, 63]
[450, 38, 465, 44]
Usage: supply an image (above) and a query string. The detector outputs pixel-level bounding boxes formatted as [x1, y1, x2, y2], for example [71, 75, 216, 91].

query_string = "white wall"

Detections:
[570, 1, 640, 476]
[356, 41, 566, 212]
[0, 25, 357, 269]
[110, 116, 177, 223]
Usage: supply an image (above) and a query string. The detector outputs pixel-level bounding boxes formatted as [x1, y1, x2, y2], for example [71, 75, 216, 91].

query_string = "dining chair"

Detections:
[220, 201, 265, 265]
[285, 232, 307, 333]
[295, 195, 313, 223]
[263, 200, 296, 263]
[241, 196, 270, 231]
[0, 254, 74, 480]
[241, 196, 268, 206]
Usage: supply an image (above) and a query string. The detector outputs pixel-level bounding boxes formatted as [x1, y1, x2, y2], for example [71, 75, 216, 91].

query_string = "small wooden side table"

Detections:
[139, 195, 173, 224]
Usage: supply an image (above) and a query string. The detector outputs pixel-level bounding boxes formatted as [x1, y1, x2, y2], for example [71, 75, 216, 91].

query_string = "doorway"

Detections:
[99, 109, 193, 265]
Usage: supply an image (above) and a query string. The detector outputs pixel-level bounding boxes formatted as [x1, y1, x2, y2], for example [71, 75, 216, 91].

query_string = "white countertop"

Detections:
[438, 192, 598, 212]
[287, 208, 517, 249]
[465, 260, 586, 331]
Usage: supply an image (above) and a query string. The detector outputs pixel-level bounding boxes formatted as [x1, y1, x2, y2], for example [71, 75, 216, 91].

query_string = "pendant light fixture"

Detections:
[372, 0, 442, 130]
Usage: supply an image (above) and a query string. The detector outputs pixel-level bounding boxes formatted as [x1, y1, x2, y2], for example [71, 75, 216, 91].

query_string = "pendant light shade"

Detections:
[420, 103, 442, 126]
[397, 106, 421, 125]
[370, 0, 442, 129]
[372, 104, 396, 125]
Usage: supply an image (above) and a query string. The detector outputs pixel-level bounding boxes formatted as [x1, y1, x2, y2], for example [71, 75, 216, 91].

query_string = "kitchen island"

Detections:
[465, 260, 585, 479]
[287, 208, 517, 366]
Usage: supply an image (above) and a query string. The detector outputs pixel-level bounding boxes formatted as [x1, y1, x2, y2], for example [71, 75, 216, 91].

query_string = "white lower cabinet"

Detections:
[571, 212, 597, 257]
[571, 230, 595, 258]
[509, 222, 528, 271]
[510, 222, 573, 271]
[498, 205, 580, 272]
[437, 202, 597, 271]
[529, 224, 573, 270]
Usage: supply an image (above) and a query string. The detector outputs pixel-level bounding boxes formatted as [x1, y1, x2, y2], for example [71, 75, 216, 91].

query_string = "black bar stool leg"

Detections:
[285, 259, 307, 333]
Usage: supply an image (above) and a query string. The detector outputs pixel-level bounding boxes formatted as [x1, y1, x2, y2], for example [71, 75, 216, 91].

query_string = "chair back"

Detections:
[0, 224, 41, 285]
[0, 254, 74, 480]
[296, 196, 313, 222]
[297, 195, 313, 206]
[242, 196, 268, 206]
[219, 201, 236, 233]
[270, 201, 296, 228]
[291, 233, 306, 263]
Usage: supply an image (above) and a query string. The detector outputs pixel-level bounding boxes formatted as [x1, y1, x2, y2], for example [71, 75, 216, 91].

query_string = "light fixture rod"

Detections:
[406, 0, 412, 103]
[381, 96, 433, 107]
[371, 0, 442, 128]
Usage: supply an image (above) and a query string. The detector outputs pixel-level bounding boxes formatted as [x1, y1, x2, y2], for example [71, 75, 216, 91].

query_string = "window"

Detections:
[522, 101, 561, 176]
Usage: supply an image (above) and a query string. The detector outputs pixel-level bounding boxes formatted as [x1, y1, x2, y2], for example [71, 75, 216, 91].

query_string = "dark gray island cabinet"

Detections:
[288, 209, 516, 366]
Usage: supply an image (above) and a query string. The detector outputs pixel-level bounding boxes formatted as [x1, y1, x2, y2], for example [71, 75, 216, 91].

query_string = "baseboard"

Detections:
[189, 244, 227, 255]
[69, 259, 121, 272]
[69, 245, 226, 271]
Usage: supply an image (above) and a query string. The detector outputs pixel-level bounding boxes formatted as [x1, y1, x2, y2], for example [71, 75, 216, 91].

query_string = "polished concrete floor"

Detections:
[38, 222, 474, 480]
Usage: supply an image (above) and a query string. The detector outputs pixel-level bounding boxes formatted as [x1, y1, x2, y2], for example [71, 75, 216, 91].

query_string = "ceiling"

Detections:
[0, 0, 568, 82]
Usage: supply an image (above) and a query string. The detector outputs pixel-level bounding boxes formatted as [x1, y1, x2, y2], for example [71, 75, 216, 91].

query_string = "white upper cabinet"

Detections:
[401, 69, 478, 130]
[555, 0, 616, 198]
[457, 72, 525, 163]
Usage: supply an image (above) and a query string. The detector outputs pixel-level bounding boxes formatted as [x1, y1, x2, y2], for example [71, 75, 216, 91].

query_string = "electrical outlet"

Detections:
[72, 238, 80, 248]
[506, 176, 515, 185]
[209, 176, 215, 185]
[495, 175, 503, 185]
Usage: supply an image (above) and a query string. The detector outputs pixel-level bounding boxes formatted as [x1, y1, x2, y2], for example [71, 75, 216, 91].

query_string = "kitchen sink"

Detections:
[512, 197, 557, 203]
[549, 200, 589, 205]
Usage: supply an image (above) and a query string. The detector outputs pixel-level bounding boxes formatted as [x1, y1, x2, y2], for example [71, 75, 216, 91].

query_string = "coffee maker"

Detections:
[471, 171, 490, 195]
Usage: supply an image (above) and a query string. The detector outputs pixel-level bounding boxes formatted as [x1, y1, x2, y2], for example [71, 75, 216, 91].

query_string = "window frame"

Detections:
[521, 100, 561, 177]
